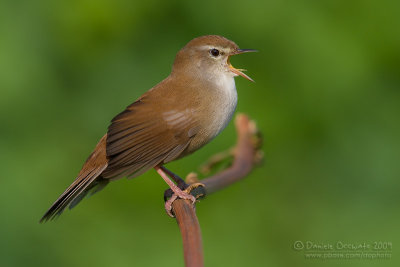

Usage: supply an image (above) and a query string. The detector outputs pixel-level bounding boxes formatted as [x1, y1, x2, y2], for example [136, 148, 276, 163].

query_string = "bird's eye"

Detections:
[210, 48, 220, 57]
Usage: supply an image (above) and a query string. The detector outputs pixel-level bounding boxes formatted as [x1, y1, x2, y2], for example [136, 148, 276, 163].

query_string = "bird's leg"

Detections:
[160, 166, 188, 190]
[160, 166, 205, 201]
[161, 166, 186, 204]
[155, 166, 197, 217]
[161, 167, 206, 205]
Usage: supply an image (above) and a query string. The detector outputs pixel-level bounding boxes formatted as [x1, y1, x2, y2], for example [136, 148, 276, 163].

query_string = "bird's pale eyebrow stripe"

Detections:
[199, 45, 221, 51]
[199, 45, 212, 49]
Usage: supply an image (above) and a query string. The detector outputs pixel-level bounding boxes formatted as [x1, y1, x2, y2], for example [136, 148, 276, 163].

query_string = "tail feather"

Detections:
[40, 134, 108, 223]
[40, 165, 107, 222]
[69, 178, 109, 209]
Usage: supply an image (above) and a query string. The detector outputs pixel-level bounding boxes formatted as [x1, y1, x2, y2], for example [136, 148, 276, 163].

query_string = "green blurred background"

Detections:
[1, 0, 399, 266]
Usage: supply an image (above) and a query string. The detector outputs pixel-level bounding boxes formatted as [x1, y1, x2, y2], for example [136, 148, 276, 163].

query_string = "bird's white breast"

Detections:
[208, 74, 238, 139]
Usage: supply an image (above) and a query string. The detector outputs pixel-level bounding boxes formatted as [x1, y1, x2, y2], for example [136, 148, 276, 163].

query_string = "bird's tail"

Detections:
[40, 135, 108, 223]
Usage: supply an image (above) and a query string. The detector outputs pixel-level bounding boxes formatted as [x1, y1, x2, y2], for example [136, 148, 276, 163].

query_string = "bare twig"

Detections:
[200, 113, 260, 194]
[174, 199, 204, 267]
[170, 113, 261, 267]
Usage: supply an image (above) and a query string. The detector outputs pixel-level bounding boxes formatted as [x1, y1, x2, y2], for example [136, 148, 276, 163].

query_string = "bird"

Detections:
[40, 35, 255, 222]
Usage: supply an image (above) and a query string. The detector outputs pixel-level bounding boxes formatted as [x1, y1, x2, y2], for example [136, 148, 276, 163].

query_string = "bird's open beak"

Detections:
[228, 49, 257, 82]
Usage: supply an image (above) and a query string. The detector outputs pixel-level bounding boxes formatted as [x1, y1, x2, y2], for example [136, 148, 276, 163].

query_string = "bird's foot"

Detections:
[164, 183, 206, 218]
[164, 195, 178, 217]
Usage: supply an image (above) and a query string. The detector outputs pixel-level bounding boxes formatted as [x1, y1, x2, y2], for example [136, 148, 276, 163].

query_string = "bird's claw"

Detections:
[164, 183, 206, 218]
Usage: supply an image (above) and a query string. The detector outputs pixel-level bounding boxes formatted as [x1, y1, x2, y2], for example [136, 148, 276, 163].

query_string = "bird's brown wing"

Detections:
[102, 92, 200, 180]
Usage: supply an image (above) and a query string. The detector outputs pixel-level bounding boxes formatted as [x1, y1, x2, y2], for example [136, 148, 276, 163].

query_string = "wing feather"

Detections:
[102, 94, 199, 180]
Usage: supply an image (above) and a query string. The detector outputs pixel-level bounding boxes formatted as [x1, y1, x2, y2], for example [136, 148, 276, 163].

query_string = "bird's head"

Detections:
[173, 35, 256, 82]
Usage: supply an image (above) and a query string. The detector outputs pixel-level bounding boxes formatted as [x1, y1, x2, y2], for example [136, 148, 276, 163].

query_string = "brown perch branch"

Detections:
[171, 113, 261, 267]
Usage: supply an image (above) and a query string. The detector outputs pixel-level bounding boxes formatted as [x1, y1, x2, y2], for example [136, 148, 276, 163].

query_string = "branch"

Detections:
[199, 113, 260, 194]
[173, 200, 204, 267]
[171, 113, 262, 267]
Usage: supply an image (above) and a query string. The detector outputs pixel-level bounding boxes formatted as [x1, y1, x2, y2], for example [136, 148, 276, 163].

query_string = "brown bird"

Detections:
[40, 35, 255, 222]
